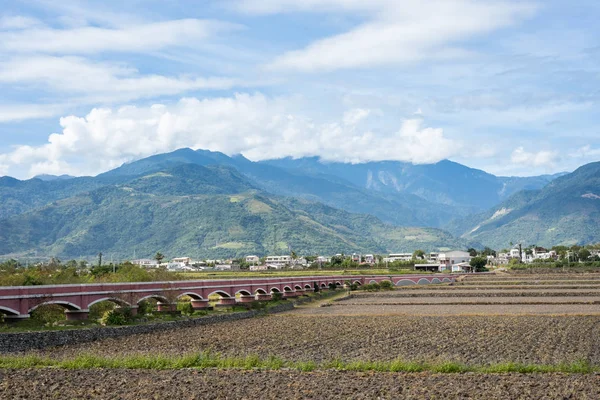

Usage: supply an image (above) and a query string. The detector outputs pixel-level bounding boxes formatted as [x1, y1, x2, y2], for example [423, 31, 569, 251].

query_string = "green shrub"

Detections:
[31, 304, 66, 324]
[137, 300, 155, 315]
[379, 280, 394, 290]
[100, 307, 132, 326]
[271, 292, 283, 301]
[89, 301, 116, 321]
[177, 302, 194, 315]
[362, 283, 381, 292]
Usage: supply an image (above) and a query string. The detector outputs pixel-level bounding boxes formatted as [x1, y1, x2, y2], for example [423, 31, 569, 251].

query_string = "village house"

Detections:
[245, 255, 260, 265]
[438, 251, 472, 272]
[132, 259, 159, 268]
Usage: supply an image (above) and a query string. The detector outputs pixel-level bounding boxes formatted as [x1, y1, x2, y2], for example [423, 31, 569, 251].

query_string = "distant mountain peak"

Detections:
[33, 174, 75, 181]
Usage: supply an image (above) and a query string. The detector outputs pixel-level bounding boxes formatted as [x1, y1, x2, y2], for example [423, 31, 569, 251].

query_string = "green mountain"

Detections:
[101, 148, 454, 227]
[446, 162, 600, 249]
[0, 164, 472, 260]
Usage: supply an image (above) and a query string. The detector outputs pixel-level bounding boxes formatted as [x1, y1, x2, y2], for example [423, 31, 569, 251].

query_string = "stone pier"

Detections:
[238, 295, 255, 304]
[217, 297, 237, 306]
[191, 299, 210, 310]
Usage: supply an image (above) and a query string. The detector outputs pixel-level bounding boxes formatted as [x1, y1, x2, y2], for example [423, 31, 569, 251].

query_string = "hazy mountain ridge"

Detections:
[447, 162, 600, 249]
[261, 157, 561, 213]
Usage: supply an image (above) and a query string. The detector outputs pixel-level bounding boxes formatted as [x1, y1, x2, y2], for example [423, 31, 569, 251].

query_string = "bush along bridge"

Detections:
[0, 274, 455, 321]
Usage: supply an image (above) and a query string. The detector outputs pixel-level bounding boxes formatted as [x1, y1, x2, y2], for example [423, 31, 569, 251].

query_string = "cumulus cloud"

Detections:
[0, 93, 461, 178]
[242, 0, 537, 72]
[511, 146, 558, 168]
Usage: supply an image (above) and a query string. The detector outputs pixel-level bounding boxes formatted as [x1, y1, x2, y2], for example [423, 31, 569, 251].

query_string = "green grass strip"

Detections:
[0, 352, 596, 374]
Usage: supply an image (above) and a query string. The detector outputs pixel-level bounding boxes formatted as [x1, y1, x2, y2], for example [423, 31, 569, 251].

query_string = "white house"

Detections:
[385, 253, 413, 262]
[132, 259, 159, 268]
[364, 254, 375, 264]
[265, 255, 291, 267]
[438, 251, 472, 270]
[245, 255, 260, 264]
[428, 252, 439, 262]
[172, 257, 192, 265]
[249, 264, 268, 271]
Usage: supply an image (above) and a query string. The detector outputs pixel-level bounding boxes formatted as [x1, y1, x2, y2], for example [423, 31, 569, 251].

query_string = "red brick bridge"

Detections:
[0, 274, 454, 321]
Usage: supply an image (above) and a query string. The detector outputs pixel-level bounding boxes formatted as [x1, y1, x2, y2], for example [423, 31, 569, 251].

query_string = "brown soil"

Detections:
[32, 314, 600, 365]
[1, 369, 599, 400]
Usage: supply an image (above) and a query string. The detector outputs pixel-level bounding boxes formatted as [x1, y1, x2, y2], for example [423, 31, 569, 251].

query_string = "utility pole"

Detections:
[98, 252, 103, 268]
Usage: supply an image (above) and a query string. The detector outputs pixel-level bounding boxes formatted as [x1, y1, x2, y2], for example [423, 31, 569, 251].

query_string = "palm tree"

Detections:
[154, 252, 165, 266]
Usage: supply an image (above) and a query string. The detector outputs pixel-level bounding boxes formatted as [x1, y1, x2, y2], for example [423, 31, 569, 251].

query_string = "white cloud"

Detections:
[0, 19, 240, 54]
[569, 145, 600, 159]
[0, 56, 237, 104]
[0, 103, 66, 122]
[250, 0, 537, 72]
[511, 146, 558, 167]
[0, 93, 460, 178]
[342, 108, 371, 126]
[0, 16, 43, 30]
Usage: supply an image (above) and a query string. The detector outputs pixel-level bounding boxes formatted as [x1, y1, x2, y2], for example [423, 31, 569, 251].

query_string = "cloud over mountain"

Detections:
[0, 94, 460, 178]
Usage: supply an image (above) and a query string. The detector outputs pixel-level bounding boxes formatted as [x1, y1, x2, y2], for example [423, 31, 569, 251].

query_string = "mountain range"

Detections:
[0, 163, 471, 259]
[0, 148, 597, 259]
[446, 162, 600, 249]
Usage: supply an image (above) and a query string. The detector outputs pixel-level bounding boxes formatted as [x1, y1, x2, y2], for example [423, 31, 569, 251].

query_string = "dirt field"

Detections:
[2, 369, 599, 400]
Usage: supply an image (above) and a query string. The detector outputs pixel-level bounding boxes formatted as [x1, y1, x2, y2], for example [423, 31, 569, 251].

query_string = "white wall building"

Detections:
[245, 255, 260, 264]
[132, 259, 159, 268]
[265, 255, 291, 267]
[385, 253, 413, 262]
[172, 257, 192, 265]
[438, 251, 472, 270]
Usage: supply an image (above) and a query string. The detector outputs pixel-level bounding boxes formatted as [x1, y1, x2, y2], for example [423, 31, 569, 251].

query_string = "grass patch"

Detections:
[0, 352, 596, 374]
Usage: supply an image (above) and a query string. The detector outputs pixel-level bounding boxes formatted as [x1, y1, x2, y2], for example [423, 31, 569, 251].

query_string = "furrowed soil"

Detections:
[5, 271, 600, 398]
[2, 369, 600, 400]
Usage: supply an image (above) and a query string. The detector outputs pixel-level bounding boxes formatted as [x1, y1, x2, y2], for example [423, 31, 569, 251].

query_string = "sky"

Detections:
[0, 0, 599, 179]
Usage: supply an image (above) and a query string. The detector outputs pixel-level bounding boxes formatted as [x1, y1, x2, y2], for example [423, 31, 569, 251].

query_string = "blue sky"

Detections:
[0, 0, 598, 179]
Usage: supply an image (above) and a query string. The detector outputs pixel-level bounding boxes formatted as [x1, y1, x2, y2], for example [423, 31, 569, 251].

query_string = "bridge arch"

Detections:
[417, 278, 430, 285]
[283, 286, 293, 292]
[304, 284, 312, 289]
[207, 290, 232, 298]
[87, 297, 131, 309]
[353, 280, 362, 286]
[431, 278, 441, 284]
[0, 306, 19, 316]
[294, 285, 303, 290]
[395, 279, 416, 286]
[177, 292, 203, 300]
[236, 289, 252, 296]
[270, 287, 281, 293]
[320, 283, 327, 288]
[28, 301, 81, 313]
[137, 294, 169, 304]
[255, 288, 268, 295]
